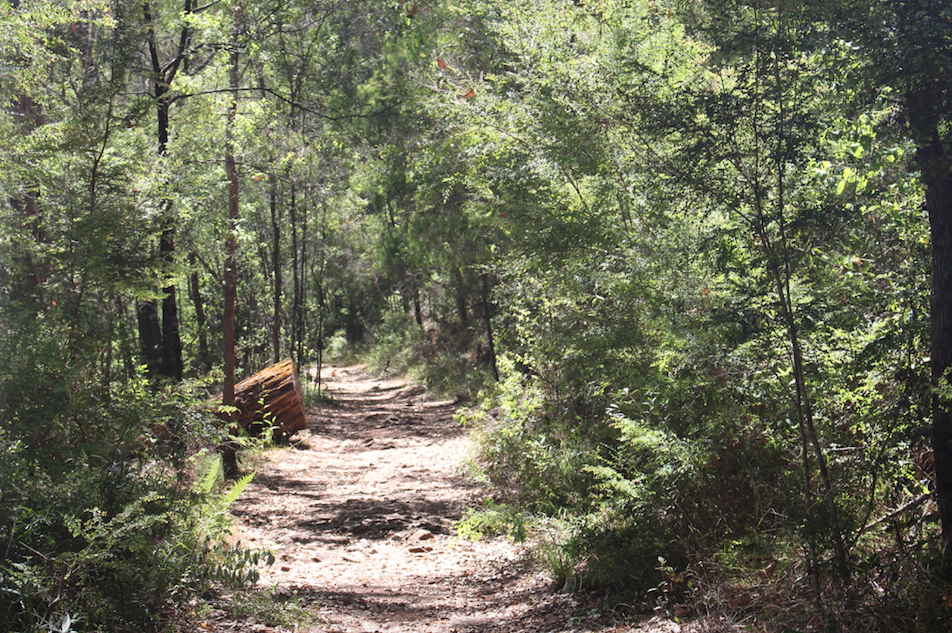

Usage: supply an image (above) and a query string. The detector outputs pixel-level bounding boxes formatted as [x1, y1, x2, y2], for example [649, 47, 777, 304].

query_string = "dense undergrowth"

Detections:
[361, 309, 496, 400]
[0, 367, 272, 633]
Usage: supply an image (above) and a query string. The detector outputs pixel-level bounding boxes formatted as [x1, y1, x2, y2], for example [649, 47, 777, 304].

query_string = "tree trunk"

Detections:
[103, 296, 114, 395]
[139, 0, 192, 380]
[9, 94, 47, 310]
[222, 45, 241, 478]
[300, 188, 310, 361]
[454, 266, 468, 327]
[290, 183, 303, 364]
[481, 272, 499, 382]
[115, 296, 136, 379]
[188, 252, 211, 373]
[153, 103, 184, 381]
[313, 201, 329, 392]
[929, 172, 952, 551]
[136, 299, 163, 376]
[412, 275, 423, 327]
[270, 179, 282, 365]
[160, 226, 183, 380]
[906, 87, 952, 550]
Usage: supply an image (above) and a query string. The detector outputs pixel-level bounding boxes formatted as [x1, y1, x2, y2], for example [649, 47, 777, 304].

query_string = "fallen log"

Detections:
[210, 358, 308, 440]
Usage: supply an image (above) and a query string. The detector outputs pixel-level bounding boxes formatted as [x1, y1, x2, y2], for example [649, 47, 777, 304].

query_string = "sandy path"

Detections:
[207, 364, 694, 633]
[225, 365, 578, 633]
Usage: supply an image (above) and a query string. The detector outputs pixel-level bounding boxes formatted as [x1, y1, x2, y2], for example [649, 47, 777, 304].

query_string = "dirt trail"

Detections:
[216, 365, 687, 633]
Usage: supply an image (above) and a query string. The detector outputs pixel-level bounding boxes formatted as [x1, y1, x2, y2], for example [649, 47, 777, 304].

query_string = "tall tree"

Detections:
[790, 0, 952, 551]
[221, 15, 242, 477]
[136, 0, 202, 380]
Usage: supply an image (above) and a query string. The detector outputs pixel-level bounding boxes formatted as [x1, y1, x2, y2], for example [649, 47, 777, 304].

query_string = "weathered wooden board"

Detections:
[211, 358, 307, 439]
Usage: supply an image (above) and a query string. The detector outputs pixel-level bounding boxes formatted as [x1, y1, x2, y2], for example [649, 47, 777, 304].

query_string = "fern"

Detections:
[190, 452, 256, 542]
[195, 453, 223, 496]
[223, 472, 255, 506]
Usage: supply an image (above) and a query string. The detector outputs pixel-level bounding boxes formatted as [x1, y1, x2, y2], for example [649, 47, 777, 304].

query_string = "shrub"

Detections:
[0, 381, 268, 632]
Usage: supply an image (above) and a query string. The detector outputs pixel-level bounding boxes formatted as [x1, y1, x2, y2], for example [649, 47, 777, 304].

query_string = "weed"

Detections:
[226, 587, 316, 629]
[454, 498, 528, 542]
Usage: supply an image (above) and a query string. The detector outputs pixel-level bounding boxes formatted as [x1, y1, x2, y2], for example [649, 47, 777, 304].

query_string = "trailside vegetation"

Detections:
[1, 0, 950, 630]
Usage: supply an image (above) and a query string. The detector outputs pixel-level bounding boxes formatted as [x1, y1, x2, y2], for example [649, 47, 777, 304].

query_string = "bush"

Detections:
[461, 356, 699, 592]
[0, 379, 268, 632]
[464, 355, 605, 512]
[364, 307, 494, 398]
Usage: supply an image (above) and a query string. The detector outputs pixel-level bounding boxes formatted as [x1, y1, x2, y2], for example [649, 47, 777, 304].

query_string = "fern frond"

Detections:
[196, 454, 223, 495]
[223, 471, 255, 506]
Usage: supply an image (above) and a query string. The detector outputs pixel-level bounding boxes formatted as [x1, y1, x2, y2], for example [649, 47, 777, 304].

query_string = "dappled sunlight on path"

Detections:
[208, 365, 730, 633]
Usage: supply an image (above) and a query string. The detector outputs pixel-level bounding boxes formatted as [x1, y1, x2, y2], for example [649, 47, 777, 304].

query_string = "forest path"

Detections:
[220, 364, 684, 633]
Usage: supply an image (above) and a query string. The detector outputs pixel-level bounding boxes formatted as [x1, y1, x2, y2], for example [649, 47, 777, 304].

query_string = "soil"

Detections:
[194, 365, 738, 633]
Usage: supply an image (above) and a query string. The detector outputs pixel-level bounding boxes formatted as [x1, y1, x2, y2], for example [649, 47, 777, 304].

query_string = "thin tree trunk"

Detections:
[188, 252, 211, 372]
[103, 296, 114, 396]
[222, 44, 241, 479]
[270, 179, 282, 365]
[412, 275, 423, 327]
[299, 188, 309, 364]
[776, 30, 849, 580]
[290, 183, 302, 365]
[315, 202, 329, 393]
[481, 272, 499, 382]
[454, 266, 468, 327]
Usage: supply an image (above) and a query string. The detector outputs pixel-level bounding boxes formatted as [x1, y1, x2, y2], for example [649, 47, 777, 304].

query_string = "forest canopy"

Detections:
[2, 0, 952, 630]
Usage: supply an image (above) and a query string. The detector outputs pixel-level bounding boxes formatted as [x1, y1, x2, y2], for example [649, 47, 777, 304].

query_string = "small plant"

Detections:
[36, 613, 76, 633]
[225, 587, 316, 629]
[202, 544, 275, 588]
[454, 498, 528, 542]
[188, 452, 274, 589]
[531, 515, 585, 591]
[646, 556, 692, 618]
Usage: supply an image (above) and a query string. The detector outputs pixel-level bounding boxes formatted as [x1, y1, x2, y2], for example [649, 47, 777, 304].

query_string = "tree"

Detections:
[784, 0, 952, 551]
[0, 3, 245, 629]
[428, 0, 931, 606]
[135, 0, 207, 381]
[881, 1, 952, 554]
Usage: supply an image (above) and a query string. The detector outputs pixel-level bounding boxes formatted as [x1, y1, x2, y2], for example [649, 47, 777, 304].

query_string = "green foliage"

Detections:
[465, 356, 603, 512]
[0, 396, 267, 632]
[454, 498, 528, 542]
[531, 515, 585, 590]
[0, 0, 946, 626]
[323, 331, 355, 364]
[426, 3, 936, 624]
[363, 303, 494, 398]
[462, 357, 691, 589]
[220, 586, 315, 630]
[192, 454, 255, 539]
[365, 310, 428, 374]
